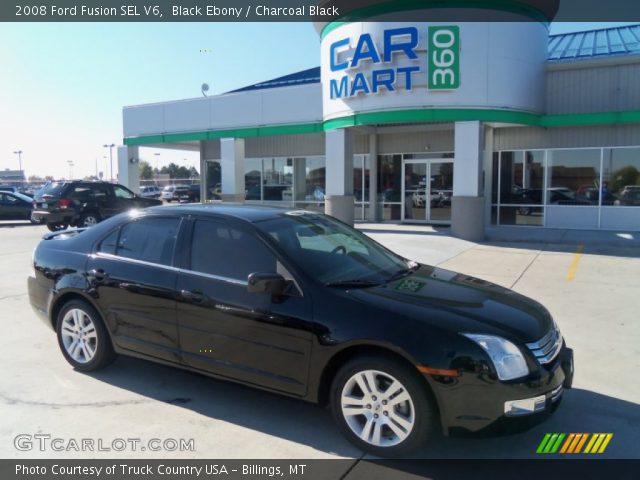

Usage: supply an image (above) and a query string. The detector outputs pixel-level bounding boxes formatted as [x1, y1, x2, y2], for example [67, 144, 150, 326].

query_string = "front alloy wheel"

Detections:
[341, 370, 415, 447]
[331, 356, 435, 456]
[56, 300, 116, 371]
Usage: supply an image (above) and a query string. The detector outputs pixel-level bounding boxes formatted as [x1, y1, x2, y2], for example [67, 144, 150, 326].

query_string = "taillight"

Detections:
[59, 198, 73, 209]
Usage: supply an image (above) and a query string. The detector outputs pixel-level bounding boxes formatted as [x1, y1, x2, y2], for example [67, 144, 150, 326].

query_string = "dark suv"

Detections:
[32, 181, 162, 231]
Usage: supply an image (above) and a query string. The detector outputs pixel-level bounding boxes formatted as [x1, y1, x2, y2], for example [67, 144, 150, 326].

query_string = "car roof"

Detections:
[144, 203, 319, 223]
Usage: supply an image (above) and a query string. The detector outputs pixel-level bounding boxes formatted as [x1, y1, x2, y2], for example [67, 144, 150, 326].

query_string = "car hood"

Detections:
[347, 265, 553, 343]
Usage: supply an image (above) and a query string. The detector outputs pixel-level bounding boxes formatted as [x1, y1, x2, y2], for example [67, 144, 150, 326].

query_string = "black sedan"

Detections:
[0, 191, 36, 222]
[27, 205, 573, 456]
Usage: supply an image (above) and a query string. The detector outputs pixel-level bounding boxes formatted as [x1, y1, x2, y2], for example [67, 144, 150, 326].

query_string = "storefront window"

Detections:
[493, 151, 545, 226]
[602, 148, 640, 206]
[262, 157, 293, 203]
[547, 149, 601, 206]
[244, 158, 262, 201]
[493, 147, 640, 229]
[293, 156, 325, 212]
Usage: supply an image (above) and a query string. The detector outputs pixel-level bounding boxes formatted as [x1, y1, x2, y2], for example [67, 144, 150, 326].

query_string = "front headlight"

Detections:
[462, 333, 529, 381]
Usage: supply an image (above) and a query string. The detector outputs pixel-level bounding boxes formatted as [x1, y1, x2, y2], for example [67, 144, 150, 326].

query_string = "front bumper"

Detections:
[432, 346, 574, 436]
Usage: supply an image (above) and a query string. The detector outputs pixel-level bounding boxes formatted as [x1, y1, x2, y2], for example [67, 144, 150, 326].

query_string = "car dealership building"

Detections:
[120, 6, 640, 240]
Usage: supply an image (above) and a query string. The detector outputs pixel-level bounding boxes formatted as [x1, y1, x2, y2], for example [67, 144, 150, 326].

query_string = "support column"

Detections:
[367, 133, 378, 222]
[452, 121, 485, 241]
[483, 126, 494, 229]
[220, 137, 245, 203]
[325, 129, 354, 225]
[199, 140, 207, 202]
[117, 145, 140, 193]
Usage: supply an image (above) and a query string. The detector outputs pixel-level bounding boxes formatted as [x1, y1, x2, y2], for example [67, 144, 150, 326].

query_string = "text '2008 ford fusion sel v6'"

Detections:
[27, 205, 573, 456]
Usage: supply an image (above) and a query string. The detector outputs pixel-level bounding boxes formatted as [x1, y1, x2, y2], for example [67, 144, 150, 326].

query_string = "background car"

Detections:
[161, 185, 190, 202]
[620, 185, 640, 206]
[188, 184, 201, 202]
[31, 181, 162, 231]
[173, 186, 190, 202]
[161, 185, 177, 201]
[0, 191, 36, 222]
[139, 185, 161, 199]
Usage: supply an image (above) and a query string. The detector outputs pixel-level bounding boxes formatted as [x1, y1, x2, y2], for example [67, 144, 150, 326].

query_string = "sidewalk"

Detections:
[356, 222, 640, 251]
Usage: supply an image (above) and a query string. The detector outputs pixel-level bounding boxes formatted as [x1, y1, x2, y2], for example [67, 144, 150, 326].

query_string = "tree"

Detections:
[139, 161, 154, 180]
[160, 162, 192, 179]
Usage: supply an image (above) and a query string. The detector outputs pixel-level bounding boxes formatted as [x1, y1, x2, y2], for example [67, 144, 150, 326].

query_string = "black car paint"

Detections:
[28, 205, 572, 435]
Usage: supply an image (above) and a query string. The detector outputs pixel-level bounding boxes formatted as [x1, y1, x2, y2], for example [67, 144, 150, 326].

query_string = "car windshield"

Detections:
[255, 213, 410, 285]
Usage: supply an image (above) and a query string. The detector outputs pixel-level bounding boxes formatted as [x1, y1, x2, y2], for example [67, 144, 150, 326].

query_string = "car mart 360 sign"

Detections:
[328, 25, 460, 99]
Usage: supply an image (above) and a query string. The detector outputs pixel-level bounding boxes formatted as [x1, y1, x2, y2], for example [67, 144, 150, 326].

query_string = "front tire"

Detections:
[56, 299, 116, 371]
[330, 356, 435, 457]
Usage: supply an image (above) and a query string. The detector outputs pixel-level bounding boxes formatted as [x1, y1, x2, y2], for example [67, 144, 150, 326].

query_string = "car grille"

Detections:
[525, 326, 563, 365]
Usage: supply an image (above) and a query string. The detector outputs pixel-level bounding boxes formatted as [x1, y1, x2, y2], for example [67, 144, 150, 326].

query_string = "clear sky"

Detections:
[0, 22, 635, 180]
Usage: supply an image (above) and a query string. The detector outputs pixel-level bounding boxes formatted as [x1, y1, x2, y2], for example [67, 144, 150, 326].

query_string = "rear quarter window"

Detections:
[40, 182, 66, 197]
[117, 217, 180, 266]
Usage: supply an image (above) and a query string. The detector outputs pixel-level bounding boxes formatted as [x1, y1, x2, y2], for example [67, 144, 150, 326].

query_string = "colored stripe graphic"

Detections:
[574, 433, 589, 453]
[537, 433, 566, 453]
[542, 433, 613, 454]
[537, 433, 552, 453]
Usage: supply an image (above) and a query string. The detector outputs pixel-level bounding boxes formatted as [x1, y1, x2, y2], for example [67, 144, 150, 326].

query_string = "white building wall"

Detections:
[123, 84, 323, 138]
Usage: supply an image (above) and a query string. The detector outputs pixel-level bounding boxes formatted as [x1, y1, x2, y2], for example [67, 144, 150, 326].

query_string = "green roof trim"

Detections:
[323, 108, 541, 129]
[319, 0, 550, 39]
[324, 108, 640, 129]
[123, 109, 640, 145]
[124, 122, 324, 146]
[540, 110, 640, 127]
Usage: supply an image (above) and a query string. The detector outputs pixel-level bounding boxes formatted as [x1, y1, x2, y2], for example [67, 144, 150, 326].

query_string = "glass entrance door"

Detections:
[402, 159, 454, 223]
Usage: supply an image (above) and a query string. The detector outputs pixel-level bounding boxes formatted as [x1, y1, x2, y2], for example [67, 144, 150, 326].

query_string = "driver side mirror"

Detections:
[247, 272, 289, 295]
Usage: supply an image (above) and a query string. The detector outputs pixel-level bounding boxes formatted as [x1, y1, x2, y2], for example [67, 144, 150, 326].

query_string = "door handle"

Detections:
[180, 290, 204, 302]
[88, 269, 108, 282]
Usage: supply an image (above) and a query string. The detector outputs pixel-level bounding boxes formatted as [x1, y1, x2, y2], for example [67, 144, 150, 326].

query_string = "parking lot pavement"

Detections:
[1, 222, 639, 461]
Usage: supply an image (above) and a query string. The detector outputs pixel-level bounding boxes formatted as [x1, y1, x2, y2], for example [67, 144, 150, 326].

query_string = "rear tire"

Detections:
[330, 355, 436, 457]
[56, 299, 116, 371]
[47, 223, 68, 232]
[79, 211, 101, 227]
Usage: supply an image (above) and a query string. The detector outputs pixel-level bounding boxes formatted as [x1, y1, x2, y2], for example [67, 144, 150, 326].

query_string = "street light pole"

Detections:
[103, 143, 115, 182]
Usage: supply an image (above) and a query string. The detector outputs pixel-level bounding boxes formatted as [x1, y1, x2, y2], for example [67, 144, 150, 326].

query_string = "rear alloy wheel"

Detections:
[47, 223, 68, 232]
[80, 212, 101, 227]
[331, 356, 435, 457]
[56, 300, 116, 371]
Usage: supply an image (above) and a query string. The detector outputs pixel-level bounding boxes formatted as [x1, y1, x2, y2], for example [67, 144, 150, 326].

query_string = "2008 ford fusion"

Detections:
[27, 205, 573, 456]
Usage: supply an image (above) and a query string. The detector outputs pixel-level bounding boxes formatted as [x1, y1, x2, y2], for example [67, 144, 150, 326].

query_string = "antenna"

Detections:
[201, 83, 210, 97]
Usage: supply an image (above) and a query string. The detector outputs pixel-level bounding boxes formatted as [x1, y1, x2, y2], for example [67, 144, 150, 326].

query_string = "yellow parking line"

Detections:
[566, 244, 584, 281]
